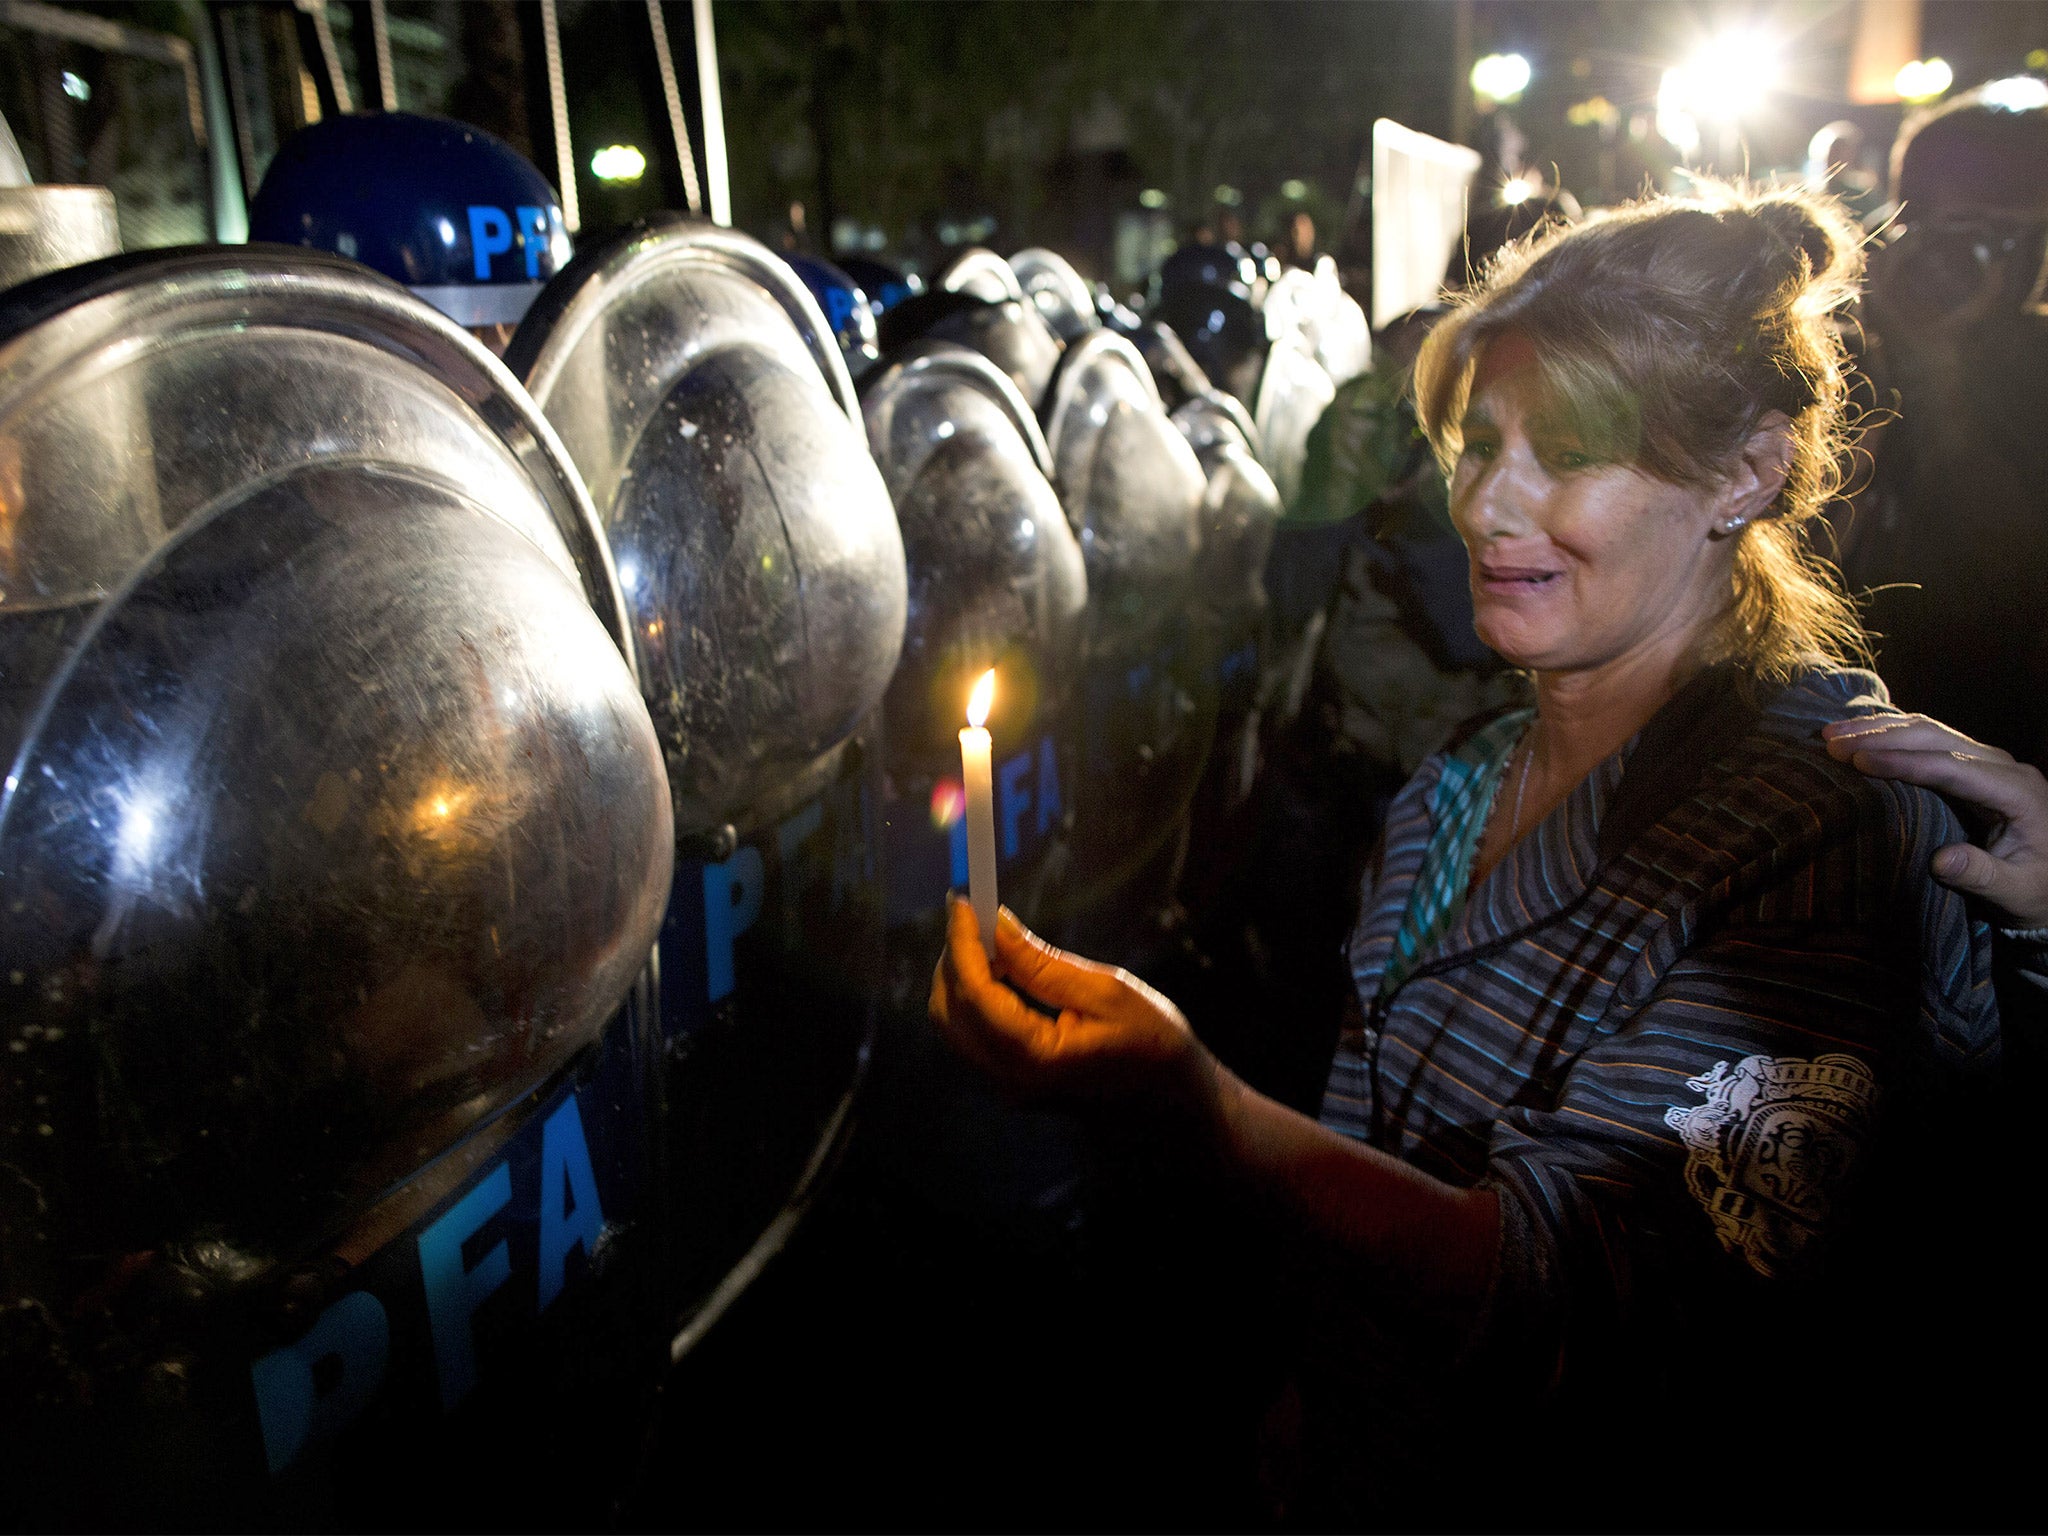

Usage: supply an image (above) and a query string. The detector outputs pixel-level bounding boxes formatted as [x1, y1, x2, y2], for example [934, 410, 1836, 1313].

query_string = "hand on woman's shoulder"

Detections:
[1822, 711, 2048, 931]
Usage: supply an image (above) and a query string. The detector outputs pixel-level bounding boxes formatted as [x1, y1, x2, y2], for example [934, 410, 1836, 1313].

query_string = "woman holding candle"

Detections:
[928, 185, 2006, 1524]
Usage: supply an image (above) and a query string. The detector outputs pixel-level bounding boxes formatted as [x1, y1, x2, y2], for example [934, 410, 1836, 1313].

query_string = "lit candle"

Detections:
[959, 668, 999, 952]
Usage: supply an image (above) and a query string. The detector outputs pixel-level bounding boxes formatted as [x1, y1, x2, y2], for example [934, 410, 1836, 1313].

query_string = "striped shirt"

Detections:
[1320, 665, 2000, 1388]
[1385, 708, 1530, 992]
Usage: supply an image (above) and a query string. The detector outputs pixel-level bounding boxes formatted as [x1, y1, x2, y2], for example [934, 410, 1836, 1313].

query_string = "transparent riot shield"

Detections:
[1008, 247, 1098, 344]
[1264, 258, 1372, 390]
[1128, 318, 1214, 416]
[1310, 257, 1372, 387]
[1169, 389, 1284, 922]
[1174, 388, 1283, 788]
[1253, 330, 1339, 511]
[861, 341, 1087, 1000]
[0, 249, 673, 1527]
[1037, 329, 1210, 960]
[507, 217, 907, 1362]
[938, 246, 1026, 305]
[871, 248, 1064, 411]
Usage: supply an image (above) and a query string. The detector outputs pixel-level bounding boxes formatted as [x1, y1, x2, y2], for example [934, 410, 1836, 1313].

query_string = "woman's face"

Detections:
[1450, 335, 1737, 677]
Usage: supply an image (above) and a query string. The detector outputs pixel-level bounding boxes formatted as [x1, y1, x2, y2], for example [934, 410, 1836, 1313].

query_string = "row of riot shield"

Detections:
[861, 244, 1294, 975]
[0, 213, 1317, 1524]
[0, 218, 910, 1525]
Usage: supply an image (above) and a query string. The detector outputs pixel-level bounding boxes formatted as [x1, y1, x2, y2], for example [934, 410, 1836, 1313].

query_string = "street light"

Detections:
[590, 144, 647, 184]
[1670, 28, 1782, 121]
[1471, 53, 1532, 106]
[1659, 28, 1783, 164]
[1895, 58, 1953, 104]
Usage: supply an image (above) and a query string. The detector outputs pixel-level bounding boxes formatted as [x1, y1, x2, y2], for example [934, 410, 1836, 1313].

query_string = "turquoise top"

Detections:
[1383, 708, 1534, 991]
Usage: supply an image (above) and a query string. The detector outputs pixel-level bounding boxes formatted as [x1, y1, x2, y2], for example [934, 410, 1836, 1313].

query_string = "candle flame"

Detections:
[966, 668, 996, 729]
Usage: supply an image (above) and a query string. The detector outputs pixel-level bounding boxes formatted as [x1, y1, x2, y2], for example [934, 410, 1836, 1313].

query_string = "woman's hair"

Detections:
[1413, 181, 1870, 681]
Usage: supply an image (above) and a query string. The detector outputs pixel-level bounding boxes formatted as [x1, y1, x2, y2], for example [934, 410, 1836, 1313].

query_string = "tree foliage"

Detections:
[715, 0, 1459, 262]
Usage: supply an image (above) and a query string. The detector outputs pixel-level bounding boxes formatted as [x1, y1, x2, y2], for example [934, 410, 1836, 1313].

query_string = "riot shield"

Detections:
[1264, 258, 1372, 390]
[861, 342, 1087, 999]
[1253, 330, 1339, 511]
[1127, 318, 1214, 415]
[878, 248, 1064, 410]
[507, 217, 907, 1362]
[938, 246, 1026, 304]
[1037, 329, 1210, 958]
[0, 249, 673, 1526]
[1170, 389, 1284, 915]
[1008, 247, 1098, 343]
[1309, 257, 1372, 386]
[1175, 387, 1282, 693]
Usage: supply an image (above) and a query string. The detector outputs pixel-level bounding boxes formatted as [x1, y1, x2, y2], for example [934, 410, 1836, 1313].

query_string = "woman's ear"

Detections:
[1713, 410, 1795, 536]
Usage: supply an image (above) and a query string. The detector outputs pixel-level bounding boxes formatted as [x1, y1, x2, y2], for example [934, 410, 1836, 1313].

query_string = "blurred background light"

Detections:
[590, 143, 647, 183]
[1471, 52, 1532, 105]
[1894, 58, 1953, 104]
[1280, 178, 1308, 199]
[1981, 75, 2048, 112]
[1655, 69, 1702, 156]
[1138, 187, 1168, 208]
[1565, 96, 1619, 129]
[1667, 29, 1783, 122]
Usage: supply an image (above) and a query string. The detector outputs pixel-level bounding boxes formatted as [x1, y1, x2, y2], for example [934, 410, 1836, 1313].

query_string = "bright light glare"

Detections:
[1656, 70, 1701, 156]
[1665, 30, 1782, 121]
[1981, 75, 2048, 112]
[590, 143, 647, 183]
[60, 71, 89, 102]
[1501, 176, 1536, 206]
[115, 786, 163, 877]
[1471, 53, 1532, 103]
[1895, 58, 1953, 103]
[966, 669, 996, 728]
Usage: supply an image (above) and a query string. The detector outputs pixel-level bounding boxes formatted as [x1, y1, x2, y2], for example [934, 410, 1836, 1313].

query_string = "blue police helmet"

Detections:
[838, 255, 924, 316]
[250, 112, 571, 330]
[785, 253, 881, 380]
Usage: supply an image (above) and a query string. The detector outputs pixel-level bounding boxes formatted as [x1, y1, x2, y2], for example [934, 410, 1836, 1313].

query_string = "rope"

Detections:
[646, 0, 700, 215]
[539, 0, 578, 233]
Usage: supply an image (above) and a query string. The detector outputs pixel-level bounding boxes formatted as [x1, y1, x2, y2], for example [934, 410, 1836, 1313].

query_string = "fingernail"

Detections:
[1933, 846, 1965, 877]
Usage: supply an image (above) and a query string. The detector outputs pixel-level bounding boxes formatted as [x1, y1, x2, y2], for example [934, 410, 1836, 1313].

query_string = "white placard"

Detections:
[1371, 118, 1482, 331]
